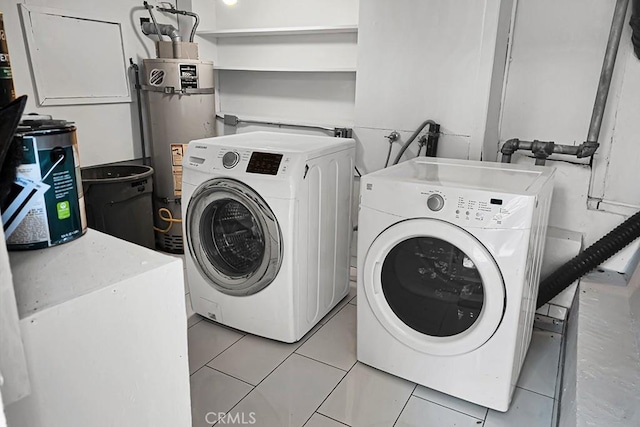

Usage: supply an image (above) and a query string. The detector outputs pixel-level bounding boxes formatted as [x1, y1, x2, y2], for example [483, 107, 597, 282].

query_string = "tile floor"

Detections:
[186, 280, 564, 427]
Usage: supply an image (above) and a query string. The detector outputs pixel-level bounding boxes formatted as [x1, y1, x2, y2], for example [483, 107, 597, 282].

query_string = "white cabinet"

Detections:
[5, 230, 191, 427]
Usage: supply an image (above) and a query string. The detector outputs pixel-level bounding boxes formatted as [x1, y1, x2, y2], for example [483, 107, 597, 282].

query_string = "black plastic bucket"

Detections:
[81, 164, 155, 249]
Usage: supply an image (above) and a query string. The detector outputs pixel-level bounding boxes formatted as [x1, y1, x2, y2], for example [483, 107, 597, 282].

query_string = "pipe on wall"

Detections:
[143, 1, 164, 42]
[535, 0, 634, 307]
[585, 0, 630, 151]
[129, 59, 147, 165]
[391, 120, 438, 166]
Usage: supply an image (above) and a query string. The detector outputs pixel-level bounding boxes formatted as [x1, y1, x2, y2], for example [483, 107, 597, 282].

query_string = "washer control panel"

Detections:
[246, 151, 284, 175]
[184, 144, 297, 177]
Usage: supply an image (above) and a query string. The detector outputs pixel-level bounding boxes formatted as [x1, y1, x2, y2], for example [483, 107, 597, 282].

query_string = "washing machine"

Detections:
[183, 132, 355, 342]
[357, 157, 554, 411]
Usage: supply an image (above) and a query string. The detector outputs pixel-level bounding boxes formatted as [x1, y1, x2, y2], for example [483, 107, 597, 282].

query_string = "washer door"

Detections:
[363, 218, 505, 356]
[186, 178, 283, 296]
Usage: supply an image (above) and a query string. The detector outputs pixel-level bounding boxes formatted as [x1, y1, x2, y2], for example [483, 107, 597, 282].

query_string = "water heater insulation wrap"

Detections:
[143, 58, 215, 253]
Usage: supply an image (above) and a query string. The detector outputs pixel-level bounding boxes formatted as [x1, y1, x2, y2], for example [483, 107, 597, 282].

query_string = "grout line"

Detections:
[196, 366, 255, 427]
[203, 365, 256, 388]
[552, 323, 568, 426]
[305, 365, 350, 426]
[514, 385, 556, 400]
[191, 312, 342, 424]
[319, 298, 350, 325]
[410, 393, 486, 422]
[201, 318, 318, 382]
[234, 344, 311, 398]
[391, 384, 418, 427]
[303, 413, 350, 427]
[219, 350, 325, 423]
[294, 352, 353, 373]
[189, 329, 244, 378]
[188, 315, 204, 329]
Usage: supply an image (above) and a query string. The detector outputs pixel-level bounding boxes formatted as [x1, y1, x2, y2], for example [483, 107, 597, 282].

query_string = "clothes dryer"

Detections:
[357, 157, 554, 411]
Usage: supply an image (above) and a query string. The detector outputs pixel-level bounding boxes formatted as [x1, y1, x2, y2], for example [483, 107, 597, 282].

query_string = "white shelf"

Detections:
[197, 25, 358, 37]
[215, 66, 356, 72]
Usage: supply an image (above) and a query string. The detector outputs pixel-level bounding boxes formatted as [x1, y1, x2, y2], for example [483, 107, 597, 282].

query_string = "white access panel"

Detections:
[19, 4, 130, 106]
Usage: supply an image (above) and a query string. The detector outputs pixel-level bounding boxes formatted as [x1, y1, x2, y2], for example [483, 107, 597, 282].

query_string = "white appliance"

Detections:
[357, 157, 554, 411]
[183, 132, 355, 342]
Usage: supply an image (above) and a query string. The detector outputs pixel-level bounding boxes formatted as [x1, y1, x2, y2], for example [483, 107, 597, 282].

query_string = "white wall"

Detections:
[501, 0, 640, 271]
[1, 0, 180, 167]
[353, 0, 513, 174]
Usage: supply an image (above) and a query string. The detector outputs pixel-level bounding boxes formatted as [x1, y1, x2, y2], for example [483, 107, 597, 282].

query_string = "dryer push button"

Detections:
[427, 194, 445, 211]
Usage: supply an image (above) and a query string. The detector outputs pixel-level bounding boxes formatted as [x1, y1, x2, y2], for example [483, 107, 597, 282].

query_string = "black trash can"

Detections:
[81, 164, 155, 249]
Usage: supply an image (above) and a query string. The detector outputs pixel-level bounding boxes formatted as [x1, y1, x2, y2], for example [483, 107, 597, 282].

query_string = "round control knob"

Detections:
[427, 194, 445, 211]
[222, 151, 240, 169]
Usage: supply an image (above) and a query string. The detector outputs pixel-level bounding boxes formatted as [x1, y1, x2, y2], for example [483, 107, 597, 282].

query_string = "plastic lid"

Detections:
[17, 119, 75, 132]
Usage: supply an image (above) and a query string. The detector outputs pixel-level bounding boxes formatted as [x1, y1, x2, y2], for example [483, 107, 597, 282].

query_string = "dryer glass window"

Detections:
[201, 199, 265, 276]
[381, 237, 484, 337]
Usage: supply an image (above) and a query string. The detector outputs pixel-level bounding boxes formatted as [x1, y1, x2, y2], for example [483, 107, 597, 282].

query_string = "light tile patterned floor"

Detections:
[187, 282, 563, 427]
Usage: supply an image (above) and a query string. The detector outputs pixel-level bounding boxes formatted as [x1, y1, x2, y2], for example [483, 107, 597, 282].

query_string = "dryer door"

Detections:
[186, 178, 283, 296]
[363, 218, 505, 356]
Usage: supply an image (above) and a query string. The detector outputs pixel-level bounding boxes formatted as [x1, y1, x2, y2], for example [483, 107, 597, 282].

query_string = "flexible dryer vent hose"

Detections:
[537, 210, 640, 308]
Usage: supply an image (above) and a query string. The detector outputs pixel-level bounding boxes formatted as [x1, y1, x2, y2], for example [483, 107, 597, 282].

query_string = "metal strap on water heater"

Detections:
[141, 85, 215, 95]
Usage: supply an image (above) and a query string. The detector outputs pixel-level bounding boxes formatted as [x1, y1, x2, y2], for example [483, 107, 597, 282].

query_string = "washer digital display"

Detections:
[246, 152, 283, 175]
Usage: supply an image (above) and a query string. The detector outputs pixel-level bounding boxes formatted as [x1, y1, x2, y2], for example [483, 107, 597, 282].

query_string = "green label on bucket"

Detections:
[57, 201, 71, 219]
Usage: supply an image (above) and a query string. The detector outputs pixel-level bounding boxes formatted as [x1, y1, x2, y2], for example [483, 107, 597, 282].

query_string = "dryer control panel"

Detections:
[361, 182, 534, 230]
[415, 188, 532, 230]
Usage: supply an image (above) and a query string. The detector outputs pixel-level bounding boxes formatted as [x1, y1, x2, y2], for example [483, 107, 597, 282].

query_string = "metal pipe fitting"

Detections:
[141, 22, 181, 42]
[156, 4, 200, 43]
[385, 131, 400, 143]
[531, 140, 555, 165]
[500, 138, 524, 163]
[576, 141, 600, 158]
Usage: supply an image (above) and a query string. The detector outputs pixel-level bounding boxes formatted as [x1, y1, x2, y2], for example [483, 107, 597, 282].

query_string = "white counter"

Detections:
[10, 229, 176, 319]
[5, 230, 191, 427]
[560, 271, 640, 427]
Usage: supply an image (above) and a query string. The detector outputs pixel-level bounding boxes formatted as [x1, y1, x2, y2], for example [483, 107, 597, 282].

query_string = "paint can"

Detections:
[0, 12, 16, 106]
[1, 119, 87, 249]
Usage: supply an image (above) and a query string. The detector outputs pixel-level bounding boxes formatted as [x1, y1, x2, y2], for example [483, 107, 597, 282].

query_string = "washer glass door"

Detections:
[186, 178, 282, 296]
[363, 218, 505, 356]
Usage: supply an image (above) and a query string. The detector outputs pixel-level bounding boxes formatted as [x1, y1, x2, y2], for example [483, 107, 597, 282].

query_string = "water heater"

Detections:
[142, 54, 215, 253]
